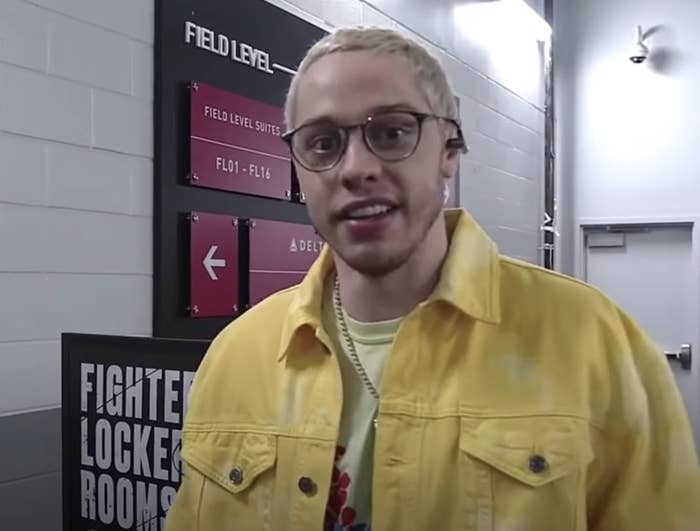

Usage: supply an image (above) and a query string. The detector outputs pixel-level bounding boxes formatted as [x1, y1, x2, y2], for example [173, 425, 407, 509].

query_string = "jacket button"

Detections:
[529, 455, 549, 474]
[229, 467, 244, 485]
[298, 476, 317, 495]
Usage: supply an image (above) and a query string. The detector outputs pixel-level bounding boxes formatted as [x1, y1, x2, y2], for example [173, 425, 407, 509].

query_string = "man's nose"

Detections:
[337, 129, 382, 188]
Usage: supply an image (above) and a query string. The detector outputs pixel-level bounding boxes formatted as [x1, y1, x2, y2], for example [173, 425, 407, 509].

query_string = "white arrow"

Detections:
[203, 245, 226, 280]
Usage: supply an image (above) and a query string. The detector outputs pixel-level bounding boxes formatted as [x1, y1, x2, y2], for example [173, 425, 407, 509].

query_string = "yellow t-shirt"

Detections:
[322, 278, 402, 531]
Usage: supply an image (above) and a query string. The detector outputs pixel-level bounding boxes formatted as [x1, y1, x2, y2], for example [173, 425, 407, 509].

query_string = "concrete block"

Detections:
[27, 0, 153, 43]
[92, 89, 153, 157]
[361, 3, 396, 28]
[0, 377, 60, 440]
[131, 41, 153, 100]
[321, 0, 362, 27]
[0, 272, 152, 343]
[0, 63, 91, 146]
[0, 471, 61, 531]
[0, 0, 49, 71]
[130, 157, 153, 217]
[0, 203, 151, 274]
[48, 14, 131, 94]
[0, 132, 47, 206]
[47, 144, 132, 214]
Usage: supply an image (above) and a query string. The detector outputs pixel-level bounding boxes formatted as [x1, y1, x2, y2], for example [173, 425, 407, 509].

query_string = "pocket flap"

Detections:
[181, 430, 276, 494]
[459, 416, 594, 487]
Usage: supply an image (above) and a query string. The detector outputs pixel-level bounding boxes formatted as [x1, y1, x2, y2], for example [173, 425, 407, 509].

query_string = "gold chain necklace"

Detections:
[332, 275, 381, 401]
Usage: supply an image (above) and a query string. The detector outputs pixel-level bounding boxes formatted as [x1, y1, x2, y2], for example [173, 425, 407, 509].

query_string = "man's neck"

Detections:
[334, 215, 449, 322]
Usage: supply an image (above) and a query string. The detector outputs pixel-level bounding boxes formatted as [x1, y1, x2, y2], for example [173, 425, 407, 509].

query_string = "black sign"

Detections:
[155, 0, 326, 340]
[62, 333, 209, 531]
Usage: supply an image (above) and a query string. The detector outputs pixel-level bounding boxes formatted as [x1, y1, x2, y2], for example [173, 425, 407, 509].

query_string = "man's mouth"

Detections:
[345, 204, 396, 220]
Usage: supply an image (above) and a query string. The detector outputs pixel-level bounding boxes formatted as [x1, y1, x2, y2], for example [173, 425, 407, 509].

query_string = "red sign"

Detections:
[190, 81, 291, 200]
[249, 219, 324, 305]
[189, 212, 240, 318]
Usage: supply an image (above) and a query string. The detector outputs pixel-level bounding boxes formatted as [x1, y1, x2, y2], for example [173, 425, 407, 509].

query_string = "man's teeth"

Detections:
[348, 204, 392, 219]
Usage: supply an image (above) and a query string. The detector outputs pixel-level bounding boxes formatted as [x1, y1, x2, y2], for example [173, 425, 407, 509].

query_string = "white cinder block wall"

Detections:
[0, 0, 545, 528]
[0, 0, 154, 414]
[0, 0, 153, 526]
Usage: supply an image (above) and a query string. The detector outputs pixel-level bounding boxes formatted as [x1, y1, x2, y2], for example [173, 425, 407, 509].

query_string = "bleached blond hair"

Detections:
[284, 26, 458, 129]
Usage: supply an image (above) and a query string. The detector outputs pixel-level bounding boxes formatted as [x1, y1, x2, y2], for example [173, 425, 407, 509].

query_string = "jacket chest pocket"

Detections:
[179, 430, 334, 531]
[459, 416, 594, 531]
[180, 431, 278, 531]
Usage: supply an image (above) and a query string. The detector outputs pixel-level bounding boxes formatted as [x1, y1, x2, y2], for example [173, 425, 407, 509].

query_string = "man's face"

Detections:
[292, 50, 459, 276]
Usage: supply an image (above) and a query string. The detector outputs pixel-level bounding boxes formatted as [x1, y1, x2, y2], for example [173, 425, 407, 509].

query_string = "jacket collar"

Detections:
[277, 209, 501, 361]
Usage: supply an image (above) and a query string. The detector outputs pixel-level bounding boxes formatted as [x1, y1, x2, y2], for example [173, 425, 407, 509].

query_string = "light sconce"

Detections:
[629, 25, 650, 64]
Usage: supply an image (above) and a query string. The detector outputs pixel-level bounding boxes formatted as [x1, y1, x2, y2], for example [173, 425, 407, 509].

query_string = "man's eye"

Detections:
[310, 136, 338, 152]
[306, 134, 338, 154]
[374, 123, 414, 144]
[383, 127, 405, 140]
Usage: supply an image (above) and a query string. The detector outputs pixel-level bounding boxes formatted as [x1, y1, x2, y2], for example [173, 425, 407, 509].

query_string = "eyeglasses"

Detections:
[282, 110, 468, 172]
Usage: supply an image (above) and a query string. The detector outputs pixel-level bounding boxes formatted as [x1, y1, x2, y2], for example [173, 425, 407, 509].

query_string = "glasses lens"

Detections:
[366, 112, 420, 160]
[292, 123, 344, 170]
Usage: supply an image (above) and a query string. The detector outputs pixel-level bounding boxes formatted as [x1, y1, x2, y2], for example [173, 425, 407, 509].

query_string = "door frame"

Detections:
[574, 214, 700, 404]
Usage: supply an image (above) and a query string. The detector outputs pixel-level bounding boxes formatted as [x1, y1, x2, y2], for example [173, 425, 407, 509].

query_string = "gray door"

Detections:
[583, 224, 700, 455]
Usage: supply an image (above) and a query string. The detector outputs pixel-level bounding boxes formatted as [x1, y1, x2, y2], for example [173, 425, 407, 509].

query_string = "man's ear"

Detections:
[440, 141, 461, 180]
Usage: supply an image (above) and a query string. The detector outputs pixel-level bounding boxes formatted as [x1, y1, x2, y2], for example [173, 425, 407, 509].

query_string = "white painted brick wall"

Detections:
[26, 0, 154, 43]
[0, 131, 47, 205]
[48, 14, 132, 94]
[0, 63, 92, 145]
[0, 0, 49, 71]
[0, 0, 153, 419]
[0, 272, 151, 345]
[92, 88, 153, 156]
[0, 204, 151, 274]
[360, 3, 395, 28]
[131, 40, 153, 99]
[46, 143, 132, 213]
[319, 0, 362, 27]
[0, 340, 59, 414]
[130, 158, 153, 217]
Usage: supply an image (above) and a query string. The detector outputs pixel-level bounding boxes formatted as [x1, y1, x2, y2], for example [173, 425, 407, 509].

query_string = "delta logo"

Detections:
[289, 238, 324, 254]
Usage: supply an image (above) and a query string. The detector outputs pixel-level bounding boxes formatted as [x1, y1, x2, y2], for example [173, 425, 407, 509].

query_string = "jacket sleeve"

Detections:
[588, 310, 700, 530]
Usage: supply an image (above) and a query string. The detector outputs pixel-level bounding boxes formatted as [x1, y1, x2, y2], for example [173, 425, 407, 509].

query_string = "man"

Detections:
[166, 26, 700, 531]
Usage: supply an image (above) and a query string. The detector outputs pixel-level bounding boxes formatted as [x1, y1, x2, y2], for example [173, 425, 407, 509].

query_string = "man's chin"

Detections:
[338, 247, 410, 278]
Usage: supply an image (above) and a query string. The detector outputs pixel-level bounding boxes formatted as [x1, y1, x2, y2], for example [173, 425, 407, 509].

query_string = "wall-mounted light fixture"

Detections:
[629, 25, 650, 64]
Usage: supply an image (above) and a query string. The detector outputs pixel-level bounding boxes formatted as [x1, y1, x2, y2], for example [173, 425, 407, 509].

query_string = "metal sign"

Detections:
[189, 212, 240, 318]
[155, 0, 326, 339]
[190, 82, 291, 200]
[249, 219, 324, 305]
[62, 333, 209, 531]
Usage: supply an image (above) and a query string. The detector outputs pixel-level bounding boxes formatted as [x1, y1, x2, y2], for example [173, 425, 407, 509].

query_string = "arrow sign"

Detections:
[203, 245, 226, 280]
[190, 212, 239, 318]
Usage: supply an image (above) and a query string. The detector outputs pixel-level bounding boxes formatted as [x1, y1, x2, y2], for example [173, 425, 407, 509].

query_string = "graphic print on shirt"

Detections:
[325, 446, 371, 531]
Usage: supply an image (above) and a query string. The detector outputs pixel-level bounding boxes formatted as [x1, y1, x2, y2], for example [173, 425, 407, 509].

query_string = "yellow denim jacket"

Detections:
[166, 209, 700, 531]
